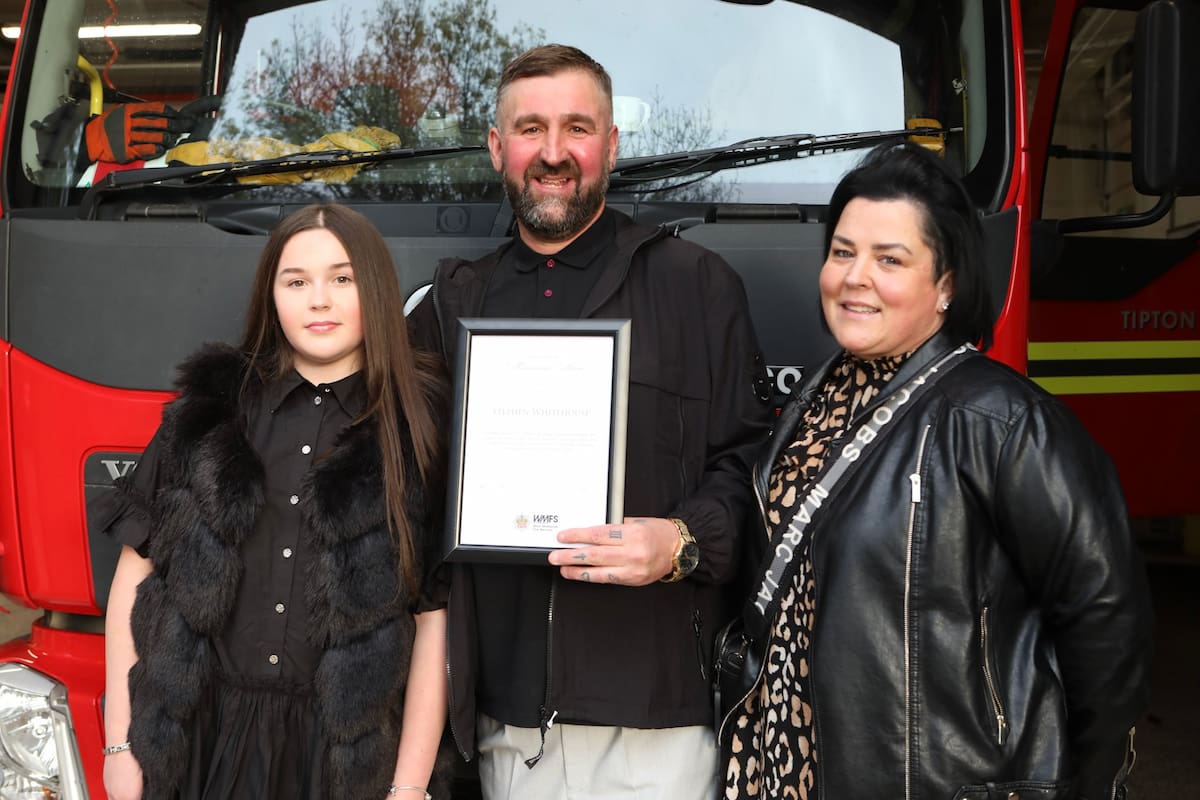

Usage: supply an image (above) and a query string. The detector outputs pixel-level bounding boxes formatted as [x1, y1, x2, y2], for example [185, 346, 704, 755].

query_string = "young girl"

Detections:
[102, 204, 449, 800]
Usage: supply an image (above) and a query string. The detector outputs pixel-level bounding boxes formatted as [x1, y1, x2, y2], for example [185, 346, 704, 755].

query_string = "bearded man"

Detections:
[409, 44, 771, 800]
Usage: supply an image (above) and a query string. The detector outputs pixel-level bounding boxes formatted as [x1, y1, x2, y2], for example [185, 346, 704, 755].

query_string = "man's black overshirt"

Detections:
[474, 208, 617, 726]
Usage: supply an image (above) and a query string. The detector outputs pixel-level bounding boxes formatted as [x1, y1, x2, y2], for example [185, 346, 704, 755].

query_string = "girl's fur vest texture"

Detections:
[120, 344, 438, 799]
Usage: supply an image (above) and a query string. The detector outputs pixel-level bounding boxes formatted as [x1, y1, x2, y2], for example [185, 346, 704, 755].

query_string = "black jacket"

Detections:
[119, 344, 443, 799]
[732, 332, 1152, 800]
[409, 210, 772, 758]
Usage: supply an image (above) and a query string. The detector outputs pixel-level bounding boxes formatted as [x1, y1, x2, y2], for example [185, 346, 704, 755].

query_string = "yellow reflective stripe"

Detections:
[1028, 340, 1200, 395]
[1028, 340, 1200, 360]
[1032, 374, 1200, 395]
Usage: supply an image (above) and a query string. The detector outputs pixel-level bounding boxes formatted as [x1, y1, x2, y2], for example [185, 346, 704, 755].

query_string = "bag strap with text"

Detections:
[745, 342, 975, 640]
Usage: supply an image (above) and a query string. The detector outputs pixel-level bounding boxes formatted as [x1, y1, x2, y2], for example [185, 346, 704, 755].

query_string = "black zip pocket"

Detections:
[980, 606, 1010, 746]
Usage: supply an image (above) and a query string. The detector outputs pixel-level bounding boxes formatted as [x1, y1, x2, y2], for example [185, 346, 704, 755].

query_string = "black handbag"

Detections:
[712, 343, 974, 742]
[712, 615, 760, 739]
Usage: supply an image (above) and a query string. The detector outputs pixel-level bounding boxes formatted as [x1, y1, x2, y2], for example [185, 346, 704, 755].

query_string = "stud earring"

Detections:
[940, 300, 951, 312]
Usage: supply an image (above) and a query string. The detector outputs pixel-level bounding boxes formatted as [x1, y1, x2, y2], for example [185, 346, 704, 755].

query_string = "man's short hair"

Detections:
[496, 44, 613, 121]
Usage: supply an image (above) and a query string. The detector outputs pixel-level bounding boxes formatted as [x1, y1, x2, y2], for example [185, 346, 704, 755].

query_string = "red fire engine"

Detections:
[0, 1, 1193, 797]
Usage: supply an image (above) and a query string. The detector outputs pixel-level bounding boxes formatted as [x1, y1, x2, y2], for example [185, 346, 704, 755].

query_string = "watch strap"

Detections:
[660, 517, 696, 583]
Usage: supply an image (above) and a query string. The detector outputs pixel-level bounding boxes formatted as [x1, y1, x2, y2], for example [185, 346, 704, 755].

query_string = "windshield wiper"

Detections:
[77, 141, 482, 203]
[80, 143, 487, 216]
[99, 143, 486, 188]
[609, 127, 953, 187]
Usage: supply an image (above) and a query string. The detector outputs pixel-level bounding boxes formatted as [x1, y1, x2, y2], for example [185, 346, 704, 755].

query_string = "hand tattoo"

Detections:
[608, 529, 623, 540]
[573, 552, 589, 562]
[580, 571, 591, 582]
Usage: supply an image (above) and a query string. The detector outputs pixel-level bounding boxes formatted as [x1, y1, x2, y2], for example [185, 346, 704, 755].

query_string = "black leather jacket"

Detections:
[740, 332, 1152, 800]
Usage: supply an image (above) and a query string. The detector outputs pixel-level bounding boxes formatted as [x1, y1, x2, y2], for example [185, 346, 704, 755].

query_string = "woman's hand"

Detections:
[103, 749, 144, 800]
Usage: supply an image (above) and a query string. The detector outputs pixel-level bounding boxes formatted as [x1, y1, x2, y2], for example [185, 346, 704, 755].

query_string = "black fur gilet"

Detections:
[122, 344, 434, 799]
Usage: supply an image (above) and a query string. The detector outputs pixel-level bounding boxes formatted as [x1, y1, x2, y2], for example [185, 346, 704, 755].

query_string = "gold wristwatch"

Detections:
[660, 517, 699, 583]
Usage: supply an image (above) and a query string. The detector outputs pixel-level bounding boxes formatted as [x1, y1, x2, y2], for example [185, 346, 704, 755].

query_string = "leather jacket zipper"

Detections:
[524, 578, 559, 768]
[980, 606, 1009, 746]
[903, 424, 932, 800]
[1110, 727, 1137, 800]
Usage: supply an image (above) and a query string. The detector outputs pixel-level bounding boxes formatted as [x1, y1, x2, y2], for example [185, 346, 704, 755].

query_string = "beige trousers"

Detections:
[477, 713, 718, 800]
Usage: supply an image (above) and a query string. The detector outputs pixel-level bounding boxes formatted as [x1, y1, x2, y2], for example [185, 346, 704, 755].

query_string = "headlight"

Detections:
[0, 664, 86, 800]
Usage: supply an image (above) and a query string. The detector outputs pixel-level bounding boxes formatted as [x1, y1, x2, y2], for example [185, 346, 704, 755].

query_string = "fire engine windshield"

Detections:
[2, 0, 1011, 210]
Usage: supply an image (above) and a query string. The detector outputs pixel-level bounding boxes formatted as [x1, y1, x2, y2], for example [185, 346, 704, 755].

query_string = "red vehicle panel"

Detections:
[1027, 0, 1200, 518]
[9, 349, 166, 612]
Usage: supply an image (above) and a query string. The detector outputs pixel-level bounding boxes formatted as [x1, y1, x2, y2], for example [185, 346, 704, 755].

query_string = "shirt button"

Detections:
[324, 387, 332, 393]
[275, 603, 286, 614]
[314, 396, 322, 405]
[282, 547, 293, 558]
[289, 494, 299, 505]
[268, 654, 279, 665]
[301, 444, 312, 455]
[546, 258, 555, 268]
[544, 289, 553, 298]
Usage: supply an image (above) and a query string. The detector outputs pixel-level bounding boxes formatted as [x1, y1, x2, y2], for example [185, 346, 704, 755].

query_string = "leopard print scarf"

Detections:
[723, 351, 905, 800]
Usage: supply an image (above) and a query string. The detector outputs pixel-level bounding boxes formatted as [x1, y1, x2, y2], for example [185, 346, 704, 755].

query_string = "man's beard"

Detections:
[504, 158, 610, 243]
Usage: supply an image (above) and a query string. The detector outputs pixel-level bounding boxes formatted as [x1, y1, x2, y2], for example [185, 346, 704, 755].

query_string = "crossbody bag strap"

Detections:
[744, 342, 976, 640]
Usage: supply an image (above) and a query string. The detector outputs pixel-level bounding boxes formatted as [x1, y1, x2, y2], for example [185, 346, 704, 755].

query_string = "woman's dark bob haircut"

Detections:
[824, 140, 994, 350]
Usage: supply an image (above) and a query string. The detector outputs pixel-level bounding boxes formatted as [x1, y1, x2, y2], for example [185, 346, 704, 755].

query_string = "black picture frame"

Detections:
[442, 318, 630, 564]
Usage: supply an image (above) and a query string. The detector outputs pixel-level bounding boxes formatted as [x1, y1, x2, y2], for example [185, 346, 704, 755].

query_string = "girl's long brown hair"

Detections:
[241, 204, 445, 602]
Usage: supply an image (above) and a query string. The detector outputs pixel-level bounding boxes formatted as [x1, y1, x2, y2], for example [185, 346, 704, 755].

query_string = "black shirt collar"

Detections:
[511, 207, 617, 273]
[266, 369, 366, 417]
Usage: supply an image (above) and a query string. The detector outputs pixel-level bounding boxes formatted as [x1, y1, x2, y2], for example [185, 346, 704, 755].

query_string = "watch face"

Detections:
[678, 541, 700, 573]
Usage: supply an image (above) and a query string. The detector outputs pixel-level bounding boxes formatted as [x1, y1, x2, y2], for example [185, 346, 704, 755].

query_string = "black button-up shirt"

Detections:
[483, 208, 616, 318]
[474, 208, 621, 725]
[112, 370, 365, 686]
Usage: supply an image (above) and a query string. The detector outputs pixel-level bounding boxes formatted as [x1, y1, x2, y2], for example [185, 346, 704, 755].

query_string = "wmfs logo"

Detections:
[516, 512, 559, 531]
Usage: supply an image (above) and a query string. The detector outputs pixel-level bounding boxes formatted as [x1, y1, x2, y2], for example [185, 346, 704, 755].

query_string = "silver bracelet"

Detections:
[387, 786, 430, 800]
[102, 741, 131, 756]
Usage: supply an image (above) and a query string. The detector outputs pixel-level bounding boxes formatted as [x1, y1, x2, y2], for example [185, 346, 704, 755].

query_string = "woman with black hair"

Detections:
[720, 142, 1151, 800]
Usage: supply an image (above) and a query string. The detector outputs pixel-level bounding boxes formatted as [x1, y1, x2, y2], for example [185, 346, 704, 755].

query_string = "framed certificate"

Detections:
[442, 318, 630, 564]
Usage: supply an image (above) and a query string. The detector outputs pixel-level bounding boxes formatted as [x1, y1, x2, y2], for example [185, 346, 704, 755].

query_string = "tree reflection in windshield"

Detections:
[218, 0, 540, 148]
[209, 0, 904, 203]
